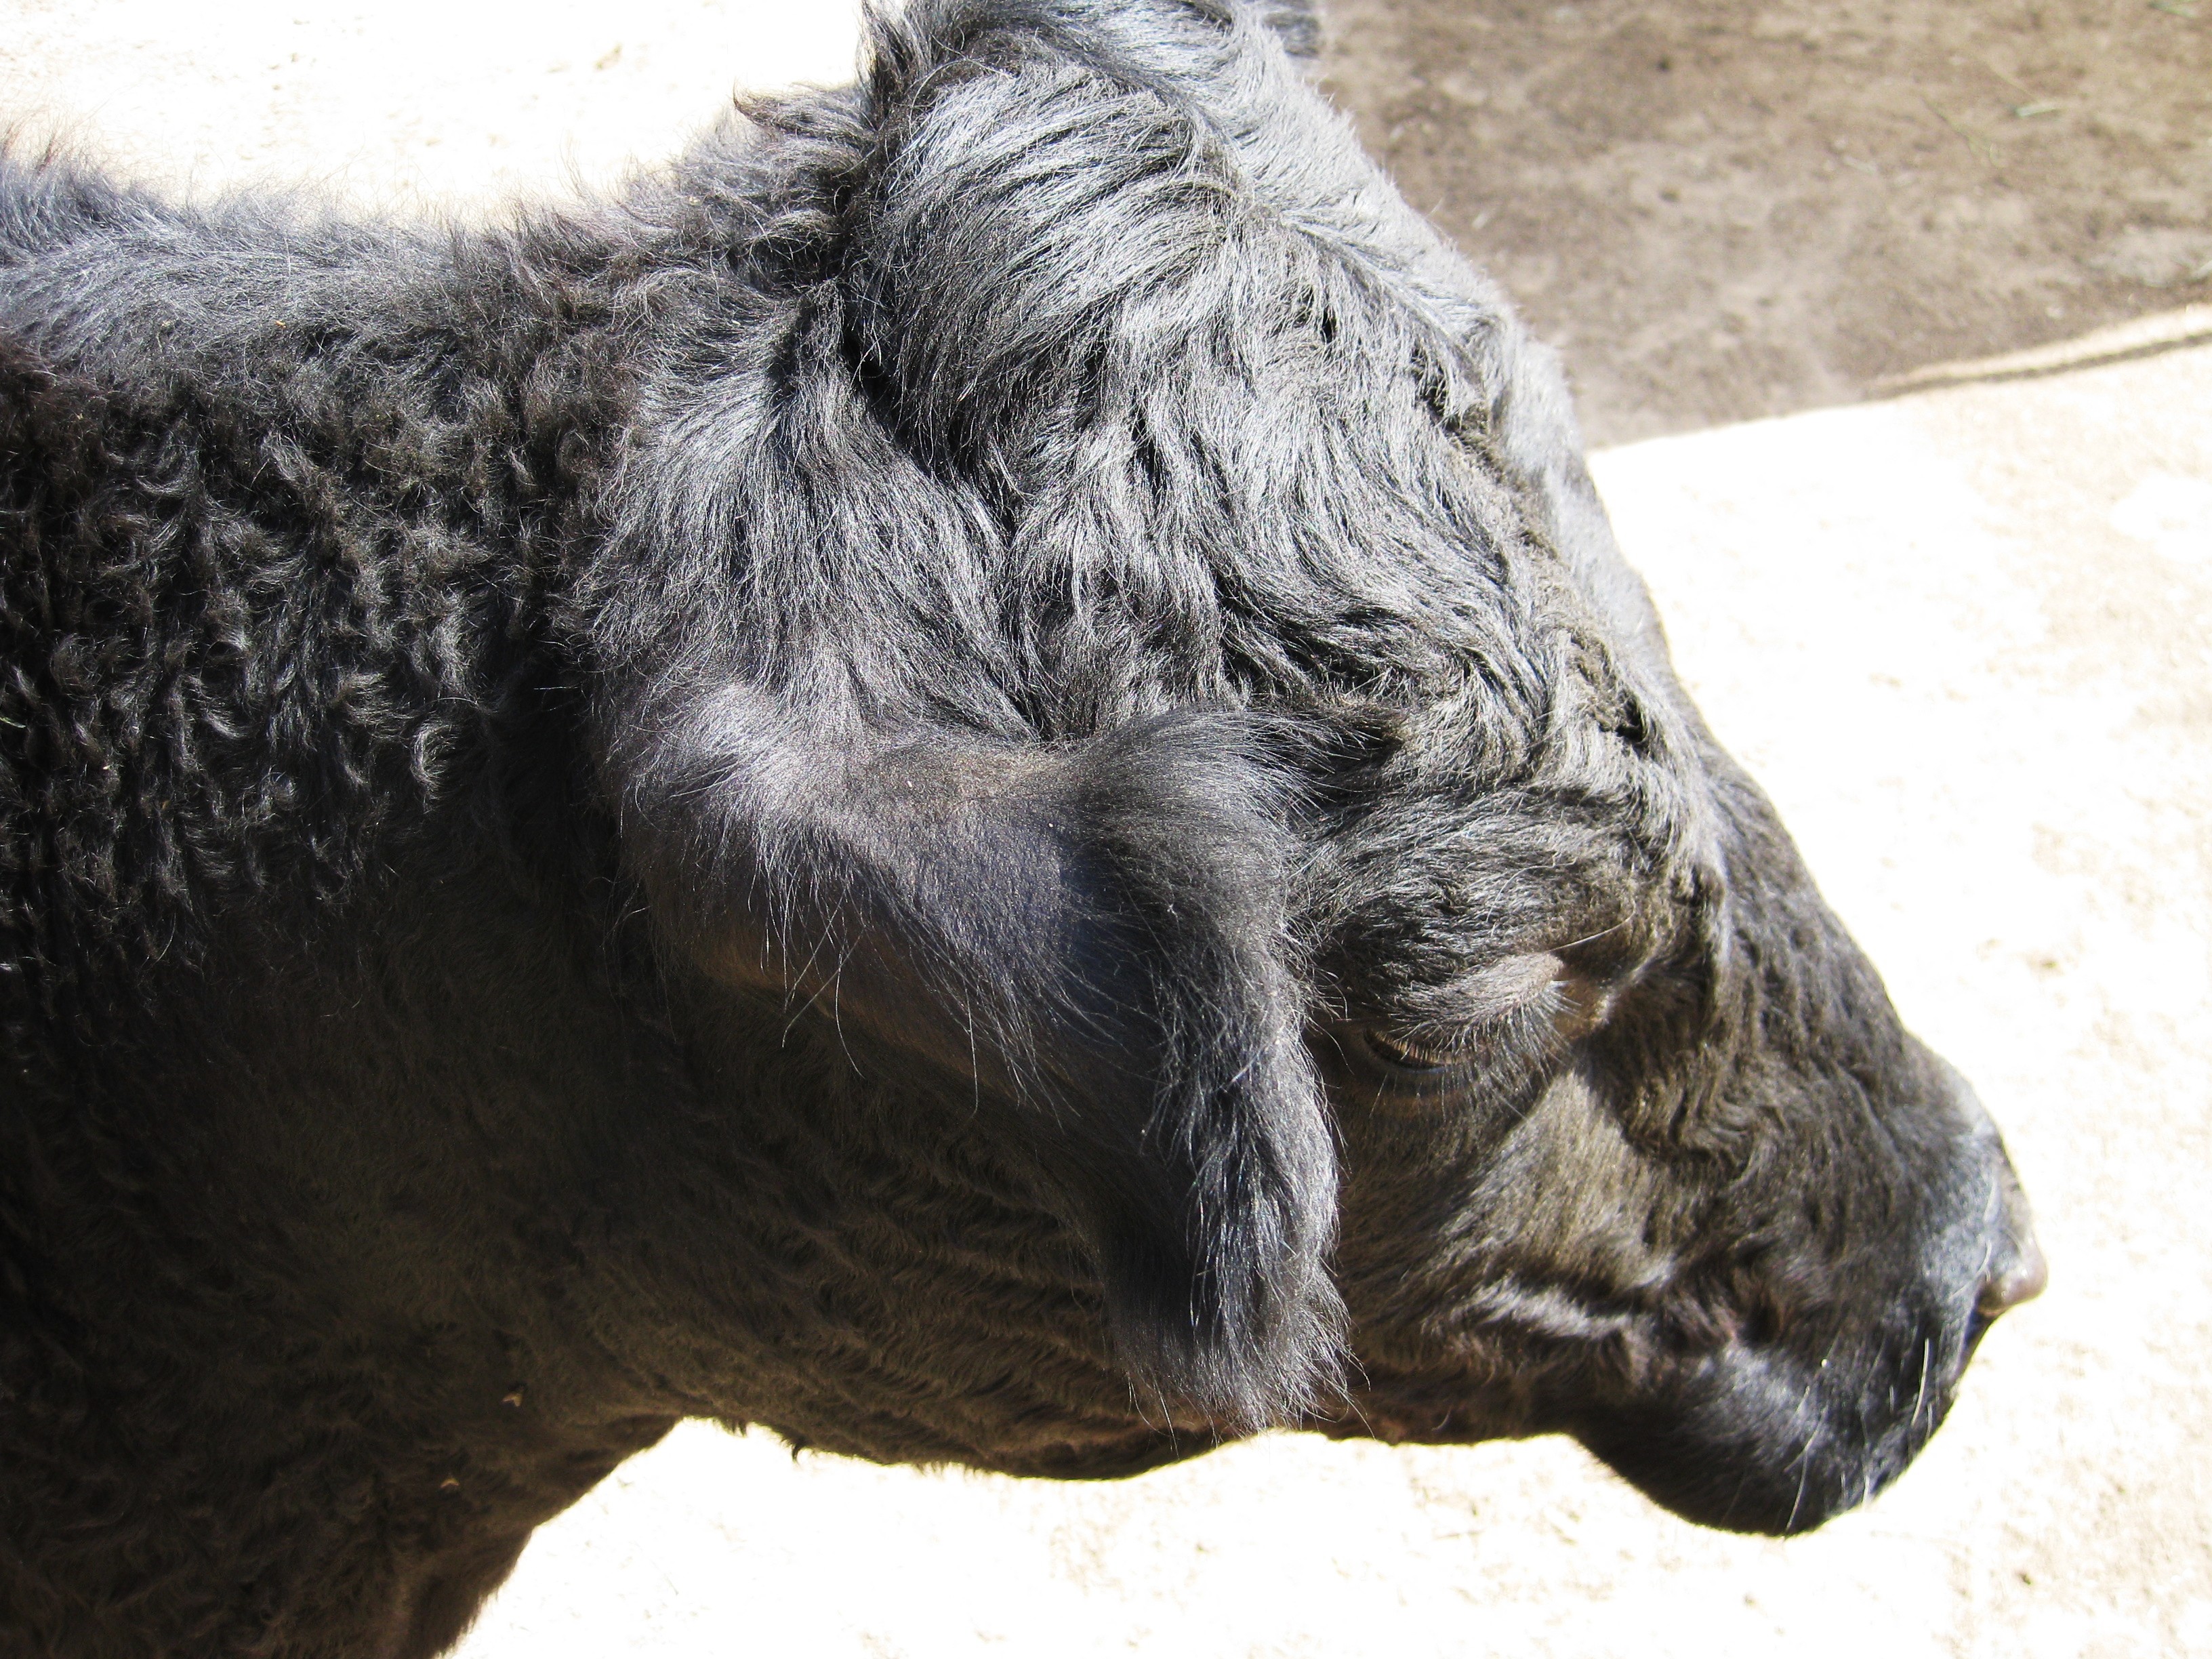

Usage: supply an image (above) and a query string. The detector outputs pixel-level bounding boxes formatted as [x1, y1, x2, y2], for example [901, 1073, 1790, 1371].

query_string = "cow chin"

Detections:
[1573, 1322, 1968, 1536]
[1321, 1284, 1980, 1538]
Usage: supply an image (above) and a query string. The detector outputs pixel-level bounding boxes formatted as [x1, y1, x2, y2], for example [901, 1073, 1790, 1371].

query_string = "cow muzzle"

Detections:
[1579, 1060, 2043, 1536]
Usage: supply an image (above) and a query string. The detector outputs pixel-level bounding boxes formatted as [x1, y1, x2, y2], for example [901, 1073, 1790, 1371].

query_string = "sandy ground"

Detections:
[3, 5, 2208, 1656]
[1321, 0, 2212, 443]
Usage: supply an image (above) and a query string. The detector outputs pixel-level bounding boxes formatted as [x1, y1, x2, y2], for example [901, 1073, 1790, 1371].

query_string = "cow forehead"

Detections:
[632, 14, 1632, 754]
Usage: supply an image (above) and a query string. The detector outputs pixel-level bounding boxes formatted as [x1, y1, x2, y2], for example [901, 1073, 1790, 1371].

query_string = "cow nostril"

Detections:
[1976, 1235, 2049, 1317]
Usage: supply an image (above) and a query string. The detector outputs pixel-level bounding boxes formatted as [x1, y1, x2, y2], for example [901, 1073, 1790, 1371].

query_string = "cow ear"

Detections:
[607, 685, 1343, 1426]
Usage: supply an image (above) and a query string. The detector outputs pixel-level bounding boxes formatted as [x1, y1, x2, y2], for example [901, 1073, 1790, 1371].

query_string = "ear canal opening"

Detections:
[605, 684, 1345, 1425]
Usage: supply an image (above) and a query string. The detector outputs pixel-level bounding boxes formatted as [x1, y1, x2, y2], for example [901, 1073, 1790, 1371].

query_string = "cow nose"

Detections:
[1975, 1166, 2047, 1318]
[1978, 1233, 2047, 1316]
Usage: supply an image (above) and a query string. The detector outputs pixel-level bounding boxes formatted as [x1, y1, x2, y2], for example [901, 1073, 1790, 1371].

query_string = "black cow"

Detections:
[0, 2, 2041, 1654]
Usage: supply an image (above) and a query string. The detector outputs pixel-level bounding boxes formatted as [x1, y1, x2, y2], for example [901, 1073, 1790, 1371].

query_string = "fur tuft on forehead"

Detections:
[594, 0, 1585, 752]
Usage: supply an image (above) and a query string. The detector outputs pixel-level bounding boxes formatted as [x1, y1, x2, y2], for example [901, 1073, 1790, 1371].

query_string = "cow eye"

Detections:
[1341, 953, 1613, 1087]
[1355, 1026, 1475, 1075]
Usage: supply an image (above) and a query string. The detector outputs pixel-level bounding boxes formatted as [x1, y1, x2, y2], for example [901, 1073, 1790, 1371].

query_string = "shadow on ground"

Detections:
[1322, 0, 2212, 443]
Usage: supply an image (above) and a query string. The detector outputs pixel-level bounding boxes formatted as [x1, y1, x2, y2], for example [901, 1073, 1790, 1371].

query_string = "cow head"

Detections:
[586, 0, 2039, 1534]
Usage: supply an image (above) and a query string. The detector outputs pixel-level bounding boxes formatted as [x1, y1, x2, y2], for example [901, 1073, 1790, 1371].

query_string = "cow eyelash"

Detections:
[1359, 1026, 1480, 1073]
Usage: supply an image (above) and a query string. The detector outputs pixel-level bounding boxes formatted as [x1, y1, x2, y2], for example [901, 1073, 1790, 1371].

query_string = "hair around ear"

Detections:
[1248, 0, 1323, 57]
[602, 682, 1344, 1426]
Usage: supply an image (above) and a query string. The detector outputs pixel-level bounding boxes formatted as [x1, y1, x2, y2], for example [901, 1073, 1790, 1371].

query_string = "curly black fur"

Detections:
[0, 2, 2036, 1654]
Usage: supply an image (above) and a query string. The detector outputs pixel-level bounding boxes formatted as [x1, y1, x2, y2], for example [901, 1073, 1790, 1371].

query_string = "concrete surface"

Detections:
[4, 4, 2207, 1655]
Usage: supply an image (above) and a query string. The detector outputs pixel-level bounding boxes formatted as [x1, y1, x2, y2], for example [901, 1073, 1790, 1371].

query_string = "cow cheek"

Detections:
[1331, 1065, 1705, 1419]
